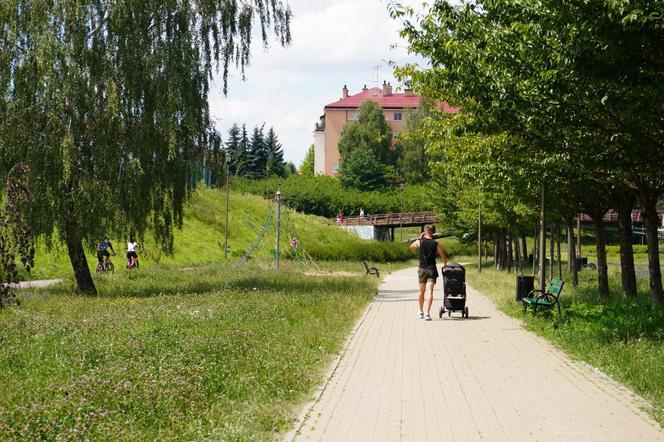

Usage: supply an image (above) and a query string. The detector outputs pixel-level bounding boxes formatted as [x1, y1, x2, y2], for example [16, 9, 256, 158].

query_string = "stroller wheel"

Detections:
[439, 306, 444, 319]
[447, 310, 451, 317]
[463, 306, 469, 318]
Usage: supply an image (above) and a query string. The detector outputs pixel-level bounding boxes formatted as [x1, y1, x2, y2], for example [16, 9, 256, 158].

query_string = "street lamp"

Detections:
[399, 179, 405, 242]
[275, 190, 283, 269]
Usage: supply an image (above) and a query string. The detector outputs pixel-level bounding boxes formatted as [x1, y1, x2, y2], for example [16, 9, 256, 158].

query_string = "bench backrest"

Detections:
[548, 278, 564, 296]
[363, 261, 369, 271]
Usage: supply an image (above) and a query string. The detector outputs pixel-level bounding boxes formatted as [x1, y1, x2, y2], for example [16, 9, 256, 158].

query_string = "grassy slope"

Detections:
[26, 189, 407, 280]
[463, 262, 664, 426]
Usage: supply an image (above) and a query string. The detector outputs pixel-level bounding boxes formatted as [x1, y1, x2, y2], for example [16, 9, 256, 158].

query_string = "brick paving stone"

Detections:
[290, 267, 663, 441]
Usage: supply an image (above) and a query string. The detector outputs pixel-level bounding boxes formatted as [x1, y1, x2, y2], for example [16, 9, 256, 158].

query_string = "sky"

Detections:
[207, 0, 425, 166]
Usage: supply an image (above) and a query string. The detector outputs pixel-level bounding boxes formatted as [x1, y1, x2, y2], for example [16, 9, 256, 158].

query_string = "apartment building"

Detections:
[313, 82, 458, 176]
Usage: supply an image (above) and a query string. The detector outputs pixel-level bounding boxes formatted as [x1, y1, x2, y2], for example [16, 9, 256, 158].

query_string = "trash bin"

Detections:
[516, 275, 535, 301]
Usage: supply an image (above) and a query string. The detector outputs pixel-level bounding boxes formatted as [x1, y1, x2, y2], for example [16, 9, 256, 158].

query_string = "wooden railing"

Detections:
[576, 210, 664, 224]
[340, 211, 441, 227]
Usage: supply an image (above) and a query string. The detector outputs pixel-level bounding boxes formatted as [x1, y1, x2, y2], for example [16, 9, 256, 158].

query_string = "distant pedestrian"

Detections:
[359, 208, 365, 218]
[409, 225, 448, 321]
[291, 237, 298, 249]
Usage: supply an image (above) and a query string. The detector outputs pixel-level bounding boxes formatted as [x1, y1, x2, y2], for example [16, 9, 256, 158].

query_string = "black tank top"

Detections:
[419, 238, 437, 269]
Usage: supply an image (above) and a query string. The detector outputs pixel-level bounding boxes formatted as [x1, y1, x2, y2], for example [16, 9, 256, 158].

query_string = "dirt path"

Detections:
[288, 267, 662, 441]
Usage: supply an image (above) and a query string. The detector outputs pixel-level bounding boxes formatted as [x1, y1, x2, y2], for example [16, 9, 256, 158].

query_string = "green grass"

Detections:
[0, 264, 382, 440]
[464, 262, 664, 426]
[24, 189, 412, 281]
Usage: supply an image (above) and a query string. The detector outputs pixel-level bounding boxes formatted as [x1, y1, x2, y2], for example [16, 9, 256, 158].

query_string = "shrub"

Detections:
[232, 175, 433, 219]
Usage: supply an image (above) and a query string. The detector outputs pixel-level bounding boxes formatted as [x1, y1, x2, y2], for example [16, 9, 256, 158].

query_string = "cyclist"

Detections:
[97, 238, 116, 264]
[126, 235, 141, 268]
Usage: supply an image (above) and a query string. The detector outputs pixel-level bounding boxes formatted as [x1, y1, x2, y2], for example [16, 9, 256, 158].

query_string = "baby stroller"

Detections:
[439, 263, 469, 318]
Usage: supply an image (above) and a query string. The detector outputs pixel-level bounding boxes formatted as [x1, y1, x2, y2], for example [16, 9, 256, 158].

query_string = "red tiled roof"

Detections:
[325, 88, 420, 109]
[324, 87, 459, 114]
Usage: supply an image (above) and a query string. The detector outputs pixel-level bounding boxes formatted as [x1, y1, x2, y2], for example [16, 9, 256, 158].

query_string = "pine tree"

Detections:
[265, 127, 286, 177]
[246, 125, 268, 179]
[226, 124, 243, 176]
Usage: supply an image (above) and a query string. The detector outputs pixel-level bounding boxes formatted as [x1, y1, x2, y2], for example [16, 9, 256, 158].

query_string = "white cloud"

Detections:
[208, 0, 425, 166]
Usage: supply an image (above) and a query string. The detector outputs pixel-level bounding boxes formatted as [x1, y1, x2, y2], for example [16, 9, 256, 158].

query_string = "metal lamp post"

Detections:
[275, 190, 283, 269]
[399, 179, 405, 242]
[224, 161, 230, 258]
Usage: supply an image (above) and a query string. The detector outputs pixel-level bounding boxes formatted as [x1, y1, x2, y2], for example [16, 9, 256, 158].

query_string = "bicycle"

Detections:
[95, 254, 115, 274]
[126, 246, 144, 272]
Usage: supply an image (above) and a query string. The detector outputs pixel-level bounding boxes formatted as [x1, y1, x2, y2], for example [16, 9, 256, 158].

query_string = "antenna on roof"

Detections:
[370, 65, 381, 89]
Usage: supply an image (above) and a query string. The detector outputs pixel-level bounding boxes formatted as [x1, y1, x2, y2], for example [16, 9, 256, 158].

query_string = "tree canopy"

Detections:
[390, 0, 664, 303]
[0, 0, 291, 293]
[337, 101, 395, 190]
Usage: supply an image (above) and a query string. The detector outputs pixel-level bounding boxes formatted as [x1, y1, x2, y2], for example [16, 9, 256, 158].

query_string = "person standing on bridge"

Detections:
[410, 225, 448, 321]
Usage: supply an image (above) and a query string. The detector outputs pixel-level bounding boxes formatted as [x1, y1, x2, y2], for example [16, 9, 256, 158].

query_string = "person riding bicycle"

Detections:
[126, 235, 140, 268]
[97, 238, 116, 264]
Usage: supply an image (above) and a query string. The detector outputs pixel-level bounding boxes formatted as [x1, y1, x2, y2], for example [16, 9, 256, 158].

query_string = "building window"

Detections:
[350, 111, 358, 121]
[333, 163, 339, 173]
[394, 112, 403, 121]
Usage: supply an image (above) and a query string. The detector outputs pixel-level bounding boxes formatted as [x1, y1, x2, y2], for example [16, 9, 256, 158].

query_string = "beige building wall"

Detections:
[322, 108, 412, 176]
[313, 129, 326, 175]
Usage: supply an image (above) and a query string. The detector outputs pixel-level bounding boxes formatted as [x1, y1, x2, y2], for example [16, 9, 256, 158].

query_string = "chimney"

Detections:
[382, 81, 393, 97]
[404, 87, 415, 97]
[362, 84, 368, 91]
[342, 85, 349, 99]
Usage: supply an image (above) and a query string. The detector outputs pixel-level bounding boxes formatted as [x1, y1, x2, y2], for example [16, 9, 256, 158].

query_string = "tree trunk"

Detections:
[521, 234, 528, 264]
[506, 231, 513, 274]
[538, 182, 547, 290]
[64, 216, 97, 295]
[566, 219, 573, 272]
[549, 224, 555, 280]
[556, 223, 562, 279]
[514, 230, 522, 275]
[591, 215, 610, 298]
[577, 215, 582, 258]
[567, 217, 578, 287]
[616, 194, 637, 298]
[532, 229, 538, 279]
[478, 208, 482, 273]
[642, 197, 664, 306]
[493, 232, 499, 268]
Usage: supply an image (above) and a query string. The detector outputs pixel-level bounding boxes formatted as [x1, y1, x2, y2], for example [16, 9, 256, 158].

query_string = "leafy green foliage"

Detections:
[0, 0, 292, 293]
[299, 145, 315, 176]
[233, 175, 433, 219]
[395, 97, 439, 184]
[0, 164, 34, 307]
[337, 101, 395, 190]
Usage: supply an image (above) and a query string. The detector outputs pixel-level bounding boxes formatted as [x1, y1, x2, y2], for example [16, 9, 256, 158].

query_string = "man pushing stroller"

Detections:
[410, 225, 448, 321]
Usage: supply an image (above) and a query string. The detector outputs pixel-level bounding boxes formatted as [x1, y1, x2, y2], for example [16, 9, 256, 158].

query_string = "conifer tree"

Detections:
[226, 124, 243, 176]
[246, 125, 268, 179]
[265, 128, 286, 177]
[299, 145, 315, 176]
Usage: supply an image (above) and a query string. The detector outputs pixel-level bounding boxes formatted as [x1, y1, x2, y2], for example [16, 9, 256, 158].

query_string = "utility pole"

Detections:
[399, 179, 404, 242]
[275, 190, 283, 269]
[224, 161, 230, 258]
[539, 181, 547, 290]
[577, 214, 582, 259]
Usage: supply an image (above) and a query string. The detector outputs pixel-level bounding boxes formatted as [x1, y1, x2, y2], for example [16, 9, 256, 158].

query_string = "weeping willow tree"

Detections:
[0, 0, 291, 294]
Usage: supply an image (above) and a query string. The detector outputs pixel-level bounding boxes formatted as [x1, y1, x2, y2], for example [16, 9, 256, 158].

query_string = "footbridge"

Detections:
[340, 211, 442, 241]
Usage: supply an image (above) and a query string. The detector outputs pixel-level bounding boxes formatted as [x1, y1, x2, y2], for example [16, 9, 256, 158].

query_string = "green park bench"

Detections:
[363, 262, 380, 278]
[522, 278, 564, 316]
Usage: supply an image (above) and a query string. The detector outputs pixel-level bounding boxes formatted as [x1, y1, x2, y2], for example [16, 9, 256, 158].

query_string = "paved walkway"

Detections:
[290, 267, 663, 441]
